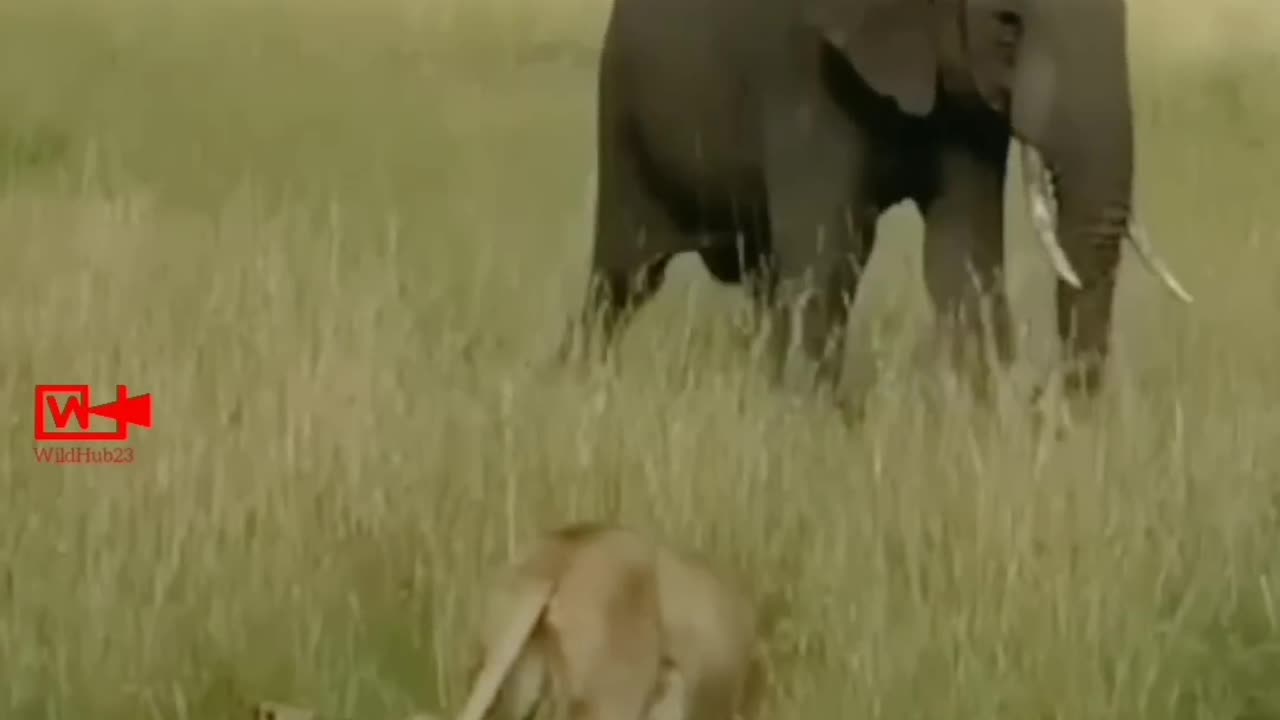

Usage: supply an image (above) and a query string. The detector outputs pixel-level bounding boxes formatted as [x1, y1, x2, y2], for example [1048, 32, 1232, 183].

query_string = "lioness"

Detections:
[454, 523, 761, 720]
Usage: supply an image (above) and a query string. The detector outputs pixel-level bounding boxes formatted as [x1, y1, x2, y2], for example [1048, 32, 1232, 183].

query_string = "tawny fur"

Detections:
[454, 523, 761, 720]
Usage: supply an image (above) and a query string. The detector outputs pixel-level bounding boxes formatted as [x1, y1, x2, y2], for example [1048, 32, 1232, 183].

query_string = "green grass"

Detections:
[2, 0, 1279, 718]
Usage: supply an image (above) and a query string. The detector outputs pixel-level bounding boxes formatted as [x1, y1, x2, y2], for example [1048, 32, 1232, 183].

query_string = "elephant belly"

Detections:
[629, 101, 766, 232]
[603, 0, 771, 234]
[620, 43, 766, 231]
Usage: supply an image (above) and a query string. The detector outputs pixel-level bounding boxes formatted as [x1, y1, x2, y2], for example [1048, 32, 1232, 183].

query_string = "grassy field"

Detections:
[2, 0, 1279, 717]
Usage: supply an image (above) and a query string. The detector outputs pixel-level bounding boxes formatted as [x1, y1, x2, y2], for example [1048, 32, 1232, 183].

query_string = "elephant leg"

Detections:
[761, 93, 873, 395]
[744, 255, 779, 344]
[576, 257, 673, 360]
[697, 229, 776, 342]
[920, 135, 1012, 400]
[563, 139, 681, 366]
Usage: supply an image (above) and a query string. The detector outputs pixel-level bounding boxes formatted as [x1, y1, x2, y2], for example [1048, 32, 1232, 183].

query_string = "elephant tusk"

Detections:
[1020, 143, 1083, 289]
[1125, 217, 1195, 303]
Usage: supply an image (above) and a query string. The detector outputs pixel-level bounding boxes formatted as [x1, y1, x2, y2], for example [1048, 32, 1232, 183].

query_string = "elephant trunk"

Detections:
[1048, 155, 1131, 394]
[1011, 0, 1191, 394]
[1018, 89, 1190, 394]
[1022, 140, 1192, 393]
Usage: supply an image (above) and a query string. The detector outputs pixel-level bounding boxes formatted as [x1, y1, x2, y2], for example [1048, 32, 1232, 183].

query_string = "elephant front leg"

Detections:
[920, 136, 1013, 401]
[761, 97, 873, 396]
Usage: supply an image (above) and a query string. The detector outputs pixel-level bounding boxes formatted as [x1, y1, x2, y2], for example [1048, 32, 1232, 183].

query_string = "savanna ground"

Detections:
[2, 0, 1279, 717]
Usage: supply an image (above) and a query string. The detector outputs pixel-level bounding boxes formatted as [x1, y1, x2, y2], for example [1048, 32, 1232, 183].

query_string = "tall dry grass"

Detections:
[1, 0, 1278, 718]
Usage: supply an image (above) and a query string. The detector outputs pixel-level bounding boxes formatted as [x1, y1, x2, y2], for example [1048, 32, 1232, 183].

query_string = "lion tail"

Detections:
[454, 576, 555, 720]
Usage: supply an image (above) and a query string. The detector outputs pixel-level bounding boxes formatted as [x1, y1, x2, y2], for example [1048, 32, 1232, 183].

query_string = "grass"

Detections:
[1, 0, 1279, 717]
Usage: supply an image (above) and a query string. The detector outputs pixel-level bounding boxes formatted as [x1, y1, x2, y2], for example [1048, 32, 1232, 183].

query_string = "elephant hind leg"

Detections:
[570, 256, 674, 364]
[697, 230, 777, 339]
[697, 237, 753, 285]
[560, 133, 688, 367]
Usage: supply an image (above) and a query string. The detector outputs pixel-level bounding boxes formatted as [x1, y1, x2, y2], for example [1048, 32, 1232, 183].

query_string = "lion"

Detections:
[453, 523, 763, 720]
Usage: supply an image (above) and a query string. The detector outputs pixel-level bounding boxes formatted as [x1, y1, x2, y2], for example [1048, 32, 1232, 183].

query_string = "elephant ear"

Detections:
[809, 0, 938, 116]
[962, 0, 1021, 113]
[963, 0, 1055, 148]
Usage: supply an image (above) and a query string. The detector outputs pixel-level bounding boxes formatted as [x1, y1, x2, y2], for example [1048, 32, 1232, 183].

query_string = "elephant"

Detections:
[562, 0, 1191, 400]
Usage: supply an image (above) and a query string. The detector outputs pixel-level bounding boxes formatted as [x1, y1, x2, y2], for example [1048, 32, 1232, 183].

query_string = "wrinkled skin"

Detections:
[561, 0, 1187, 402]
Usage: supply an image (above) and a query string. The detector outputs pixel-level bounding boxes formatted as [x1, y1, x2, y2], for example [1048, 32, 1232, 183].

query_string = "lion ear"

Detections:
[809, 0, 938, 116]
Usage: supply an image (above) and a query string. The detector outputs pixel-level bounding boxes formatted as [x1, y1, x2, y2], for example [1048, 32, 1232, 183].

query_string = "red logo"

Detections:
[34, 384, 154, 442]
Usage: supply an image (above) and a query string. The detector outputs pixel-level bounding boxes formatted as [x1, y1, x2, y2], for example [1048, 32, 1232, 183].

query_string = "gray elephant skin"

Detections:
[563, 0, 1191, 399]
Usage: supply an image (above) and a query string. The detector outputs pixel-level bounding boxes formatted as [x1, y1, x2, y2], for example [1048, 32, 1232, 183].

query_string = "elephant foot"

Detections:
[1028, 376, 1100, 441]
[1029, 387, 1070, 442]
[765, 379, 864, 432]
[540, 319, 601, 386]
[535, 345, 570, 384]
[833, 390, 867, 430]
[541, 319, 579, 374]
[769, 359, 867, 428]
[550, 313, 616, 370]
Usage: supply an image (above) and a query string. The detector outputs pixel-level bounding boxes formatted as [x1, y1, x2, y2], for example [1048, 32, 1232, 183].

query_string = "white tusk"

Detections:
[1125, 217, 1195, 303]
[1020, 143, 1082, 289]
